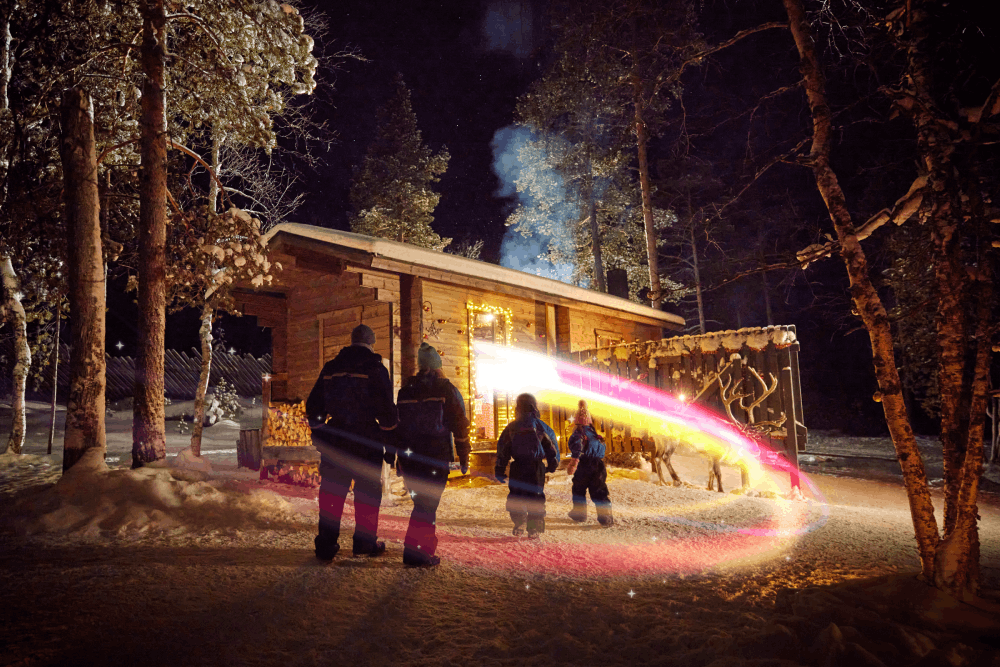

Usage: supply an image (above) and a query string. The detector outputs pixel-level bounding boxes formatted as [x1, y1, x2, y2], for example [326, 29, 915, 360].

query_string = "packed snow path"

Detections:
[1, 453, 999, 665]
[2, 400, 999, 665]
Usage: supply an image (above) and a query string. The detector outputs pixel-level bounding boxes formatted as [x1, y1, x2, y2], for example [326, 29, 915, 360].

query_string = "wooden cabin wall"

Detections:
[350, 267, 402, 391]
[564, 308, 662, 352]
[232, 291, 288, 398]
[262, 262, 400, 402]
[419, 281, 540, 406]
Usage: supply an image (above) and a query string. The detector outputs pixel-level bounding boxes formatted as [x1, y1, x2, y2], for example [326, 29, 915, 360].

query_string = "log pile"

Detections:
[265, 401, 312, 447]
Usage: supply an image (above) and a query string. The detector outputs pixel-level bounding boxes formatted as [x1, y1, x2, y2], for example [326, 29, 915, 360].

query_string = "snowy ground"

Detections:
[1, 400, 999, 666]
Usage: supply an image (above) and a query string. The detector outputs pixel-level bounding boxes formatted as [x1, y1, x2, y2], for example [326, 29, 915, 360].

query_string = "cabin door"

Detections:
[468, 306, 512, 445]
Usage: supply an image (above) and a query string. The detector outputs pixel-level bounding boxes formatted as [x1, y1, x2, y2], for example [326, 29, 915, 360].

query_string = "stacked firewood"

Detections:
[265, 401, 312, 447]
[269, 462, 320, 487]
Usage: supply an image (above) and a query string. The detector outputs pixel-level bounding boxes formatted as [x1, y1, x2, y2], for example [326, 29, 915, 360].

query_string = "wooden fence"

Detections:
[555, 325, 806, 473]
[0, 342, 271, 401]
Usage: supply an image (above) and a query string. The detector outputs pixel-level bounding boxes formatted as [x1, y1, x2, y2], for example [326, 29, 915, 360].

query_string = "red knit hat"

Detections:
[574, 400, 592, 426]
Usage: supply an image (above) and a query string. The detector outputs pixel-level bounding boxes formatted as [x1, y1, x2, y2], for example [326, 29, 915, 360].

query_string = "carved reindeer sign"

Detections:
[645, 356, 787, 493]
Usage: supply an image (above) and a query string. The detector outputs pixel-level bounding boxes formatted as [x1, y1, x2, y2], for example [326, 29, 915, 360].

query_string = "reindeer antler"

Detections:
[718, 373, 749, 424]
[739, 367, 779, 425]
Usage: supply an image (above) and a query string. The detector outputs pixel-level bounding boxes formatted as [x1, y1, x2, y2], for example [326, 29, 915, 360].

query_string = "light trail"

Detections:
[475, 342, 796, 487]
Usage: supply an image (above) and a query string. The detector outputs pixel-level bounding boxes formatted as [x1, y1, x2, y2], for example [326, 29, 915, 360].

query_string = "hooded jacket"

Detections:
[396, 371, 470, 465]
[495, 413, 560, 477]
[568, 424, 606, 460]
[306, 344, 397, 461]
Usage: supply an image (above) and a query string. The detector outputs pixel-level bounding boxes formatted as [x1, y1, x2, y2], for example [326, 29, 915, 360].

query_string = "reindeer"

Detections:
[642, 360, 785, 493]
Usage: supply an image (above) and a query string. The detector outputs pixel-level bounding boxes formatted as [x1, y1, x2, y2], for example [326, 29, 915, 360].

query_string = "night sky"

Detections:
[297, 0, 544, 260]
[113, 0, 543, 356]
[103, 0, 912, 435]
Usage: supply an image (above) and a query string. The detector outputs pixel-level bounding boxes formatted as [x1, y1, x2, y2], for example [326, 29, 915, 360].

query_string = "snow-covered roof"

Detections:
[264, 223, 685, 327]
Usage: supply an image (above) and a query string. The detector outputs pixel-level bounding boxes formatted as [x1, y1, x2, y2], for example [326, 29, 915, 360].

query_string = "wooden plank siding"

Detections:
[419, 281, 539, 411]
[262, 264, 401, 402]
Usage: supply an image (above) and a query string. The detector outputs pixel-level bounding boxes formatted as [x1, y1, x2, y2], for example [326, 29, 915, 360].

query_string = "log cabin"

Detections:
[233, 223, 685, 474]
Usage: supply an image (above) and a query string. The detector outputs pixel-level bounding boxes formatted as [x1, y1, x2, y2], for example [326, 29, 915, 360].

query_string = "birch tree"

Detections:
[166, 207, 275, 457]
[130, 0, 318, 467]
[784, 0, 1000, 601]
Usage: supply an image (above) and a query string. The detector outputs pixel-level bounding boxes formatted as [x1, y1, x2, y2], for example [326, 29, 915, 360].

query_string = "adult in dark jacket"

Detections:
[395, 343, 470, 567]
[494, 393, 559, 538]
[306, 324, 398, 560]
[566, 400, 614, 526]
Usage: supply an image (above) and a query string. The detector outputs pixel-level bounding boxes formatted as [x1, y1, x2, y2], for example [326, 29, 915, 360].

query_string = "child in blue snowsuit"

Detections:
[566, 400, 614, 527]
[494, 393, 559, 538]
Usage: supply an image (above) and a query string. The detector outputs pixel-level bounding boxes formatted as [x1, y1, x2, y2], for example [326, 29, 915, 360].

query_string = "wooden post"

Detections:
[779, 347, 801, 490]
[261, 373, 271, 441]
[47, 310, 59, 455]
[545, 303, 557, 426]
[787, 341, 807, 451]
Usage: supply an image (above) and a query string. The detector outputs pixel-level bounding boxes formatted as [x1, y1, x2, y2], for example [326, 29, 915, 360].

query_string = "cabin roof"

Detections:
[264, 223, 685, 327]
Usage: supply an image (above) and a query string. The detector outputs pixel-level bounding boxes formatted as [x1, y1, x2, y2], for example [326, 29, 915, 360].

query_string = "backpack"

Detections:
[510, 420, 543, 461]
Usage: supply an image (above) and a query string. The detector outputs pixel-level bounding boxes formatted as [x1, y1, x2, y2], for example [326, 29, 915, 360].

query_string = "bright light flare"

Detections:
[473, 342, 796, 489]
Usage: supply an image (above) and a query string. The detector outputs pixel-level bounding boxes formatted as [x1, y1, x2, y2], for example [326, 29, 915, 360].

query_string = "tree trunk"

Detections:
[899, 2, 991, 600]
[47, 308, 59, 455]
[0, 254, 29, 455]
[133, 0, 168, 468]
[933, 277, 991, 599]
[190, 304, 214, 458]
[762, 270, 774, 326]
[0, 3, 11, 111]
[903, 1, 971, 538]
[209, 130, 222, 216]
[783, 0, 941, 577]
[59, 88, 107, 472]
[633, 79, 661, 309]
[585, 146, 606, 293]
[690, 226, 705, 334]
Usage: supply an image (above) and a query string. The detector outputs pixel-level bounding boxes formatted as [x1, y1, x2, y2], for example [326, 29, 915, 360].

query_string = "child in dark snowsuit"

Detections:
[494, 393, 559, 538]
[566, 400, 614, 527]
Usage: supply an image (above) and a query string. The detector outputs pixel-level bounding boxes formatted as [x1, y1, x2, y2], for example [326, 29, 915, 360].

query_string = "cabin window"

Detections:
[467, 302, 513, 446]
[595, 328, 625, 349]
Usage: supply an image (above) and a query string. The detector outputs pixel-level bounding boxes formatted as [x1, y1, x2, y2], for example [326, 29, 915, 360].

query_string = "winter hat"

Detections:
[351, 324, 377, 347]
[515, 393, 539, 418]
[574, 399, 592, 426]
[417, 342, 442, 370]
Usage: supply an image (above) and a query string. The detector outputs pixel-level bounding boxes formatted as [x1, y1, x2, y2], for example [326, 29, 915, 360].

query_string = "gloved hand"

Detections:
[383, 449, 396, 468]
[460, 454, 469, 476]
[546, 460, 558, 474]
[566, 458, 579, 476]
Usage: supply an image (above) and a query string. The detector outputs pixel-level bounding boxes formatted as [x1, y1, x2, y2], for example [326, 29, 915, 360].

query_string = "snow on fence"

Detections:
[562, 326, 807, 469]
[0, 342, 271, 401]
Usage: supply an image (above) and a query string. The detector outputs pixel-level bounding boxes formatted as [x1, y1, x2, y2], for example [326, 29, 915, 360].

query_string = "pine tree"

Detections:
[507, 26, 685, 301]
[349, 75, 451, 250]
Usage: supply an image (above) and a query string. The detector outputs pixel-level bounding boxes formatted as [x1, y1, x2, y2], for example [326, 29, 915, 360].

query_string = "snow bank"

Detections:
[0, 449, 306, 539]
[171, 446, 213, 473]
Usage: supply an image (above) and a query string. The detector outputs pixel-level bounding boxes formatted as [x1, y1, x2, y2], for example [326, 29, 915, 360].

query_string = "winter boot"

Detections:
[403, 546, 440, 567]
[315, 542, 340, 562]
[353, 540, 387, 557]
[526, 516, 545, 537]
[568, 504, 587, 523]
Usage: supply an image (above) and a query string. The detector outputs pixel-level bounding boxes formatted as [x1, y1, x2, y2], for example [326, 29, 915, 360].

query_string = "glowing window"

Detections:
[467, 303, 513, 445]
